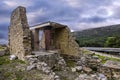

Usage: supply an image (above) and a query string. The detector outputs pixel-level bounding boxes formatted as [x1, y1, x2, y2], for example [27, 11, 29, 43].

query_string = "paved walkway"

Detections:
[83, 47, 120, 53]
[90, 50, 120, 59]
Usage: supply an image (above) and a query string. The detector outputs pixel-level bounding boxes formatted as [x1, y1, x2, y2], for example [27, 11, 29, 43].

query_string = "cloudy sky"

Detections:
[1, 0, 120, 44]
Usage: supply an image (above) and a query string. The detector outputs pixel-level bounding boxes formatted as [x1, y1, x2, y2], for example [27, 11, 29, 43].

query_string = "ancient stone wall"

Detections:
[8, 6, 31, 60]
[54, 27, 80, 56]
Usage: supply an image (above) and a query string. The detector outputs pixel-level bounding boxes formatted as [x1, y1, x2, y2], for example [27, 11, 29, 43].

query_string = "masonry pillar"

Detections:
[32, 29, 39, 51]
[9, 6, 32, 60]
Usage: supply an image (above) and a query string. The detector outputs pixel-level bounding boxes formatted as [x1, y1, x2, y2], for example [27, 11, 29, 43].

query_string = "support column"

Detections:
[32, 29, 39, 51]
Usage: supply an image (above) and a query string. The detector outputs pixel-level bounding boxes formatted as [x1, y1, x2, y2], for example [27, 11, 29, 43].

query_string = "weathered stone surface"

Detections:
[8, 6, 31, 60]
[71, 67, 76, 72]
[76, 66, 83, 71]
[26, 64, 36, 71]
[9, 55, 17, 60]
[75, 73, 107, 80]
[25, 52, 67, 71]
[57, 57, 66, 70]
[99, 60, 120, 80]
[103, 60, 120, 69]
[76, 61, 82, 66]
[83, 66, 92, 73]
[53, 27, 80, 56]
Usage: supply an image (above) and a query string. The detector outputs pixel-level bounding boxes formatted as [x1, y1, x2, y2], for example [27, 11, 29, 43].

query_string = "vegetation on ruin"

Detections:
[93, 54, 120, 63]
[0, 55, 48, 80]
[65, 60, 76, 67]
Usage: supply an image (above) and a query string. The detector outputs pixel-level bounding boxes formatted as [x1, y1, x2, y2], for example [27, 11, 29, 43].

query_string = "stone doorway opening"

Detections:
[39, 30, 44, 50]
[30, 22, 66, 52]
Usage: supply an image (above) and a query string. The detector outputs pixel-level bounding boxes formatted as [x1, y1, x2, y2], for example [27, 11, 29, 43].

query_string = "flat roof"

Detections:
[30, 21, 66, 30]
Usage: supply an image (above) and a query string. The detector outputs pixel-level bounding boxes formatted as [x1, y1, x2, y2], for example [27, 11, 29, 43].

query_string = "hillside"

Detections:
[73, 24, 120, 47]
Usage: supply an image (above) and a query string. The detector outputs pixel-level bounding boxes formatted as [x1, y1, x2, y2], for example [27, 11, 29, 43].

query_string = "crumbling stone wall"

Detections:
[8, 6, 31, 60]
[53, 27, 80, 56]
[39, 26, 80, 56]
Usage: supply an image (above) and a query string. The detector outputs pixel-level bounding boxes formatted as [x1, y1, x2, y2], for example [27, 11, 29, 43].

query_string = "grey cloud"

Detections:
[0, 0, 120, 44]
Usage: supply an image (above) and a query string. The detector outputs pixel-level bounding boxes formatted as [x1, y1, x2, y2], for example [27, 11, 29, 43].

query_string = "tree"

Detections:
[105, 36, 120, 47]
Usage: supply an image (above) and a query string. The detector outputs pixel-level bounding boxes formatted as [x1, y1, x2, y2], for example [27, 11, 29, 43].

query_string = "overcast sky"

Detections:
[1, 0, 120, 44]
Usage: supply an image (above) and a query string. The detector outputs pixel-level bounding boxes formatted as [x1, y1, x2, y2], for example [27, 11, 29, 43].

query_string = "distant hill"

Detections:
[73, 24, 120, 47]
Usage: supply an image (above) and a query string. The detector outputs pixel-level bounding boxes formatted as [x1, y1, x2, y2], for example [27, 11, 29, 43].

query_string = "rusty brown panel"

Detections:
[45, 30, 51, 50]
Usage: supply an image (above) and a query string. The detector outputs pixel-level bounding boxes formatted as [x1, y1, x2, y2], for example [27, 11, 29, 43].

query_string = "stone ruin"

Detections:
[7, 6, 120, 80]
[8, 6, 31, 60]
[8, 6, 80, 60]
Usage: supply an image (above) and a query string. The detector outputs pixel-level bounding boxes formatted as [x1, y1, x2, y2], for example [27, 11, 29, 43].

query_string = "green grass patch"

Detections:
[4, 72, 12, 77]
[81, 49, 90, 54]
[93, 54, 120, 64]
[65, 60, 76, 67]
[61, 77, 67, 80]
[13, 59, 26, 64]
[0, 56, 10, 65]
[0, 46, 5, 50]
[108, 57, 120, 62]
[0, 55, 26, 65]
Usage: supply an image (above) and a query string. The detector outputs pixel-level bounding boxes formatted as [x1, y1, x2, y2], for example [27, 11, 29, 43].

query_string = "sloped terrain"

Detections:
[73, 24, 120, 47]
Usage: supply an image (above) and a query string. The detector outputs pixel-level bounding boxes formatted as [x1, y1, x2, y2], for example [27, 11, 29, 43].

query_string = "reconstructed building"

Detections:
[8, 6, 80, 60]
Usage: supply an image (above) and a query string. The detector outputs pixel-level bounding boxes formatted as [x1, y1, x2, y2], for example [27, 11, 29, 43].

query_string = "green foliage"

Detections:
[74, 25, 120, 47]
[0, 56, 10, 65]
[0, 46, 4, 50]
[93, 54, 120, 63]
[105, 36, 120, 47]
[76, 37, 106, 47]
[13, 59, 26, 64]
[0, 55, 25, 65]
[65, 60, 76, 67]
[4, 72, 12, 78]
[93, 54, 107, 63]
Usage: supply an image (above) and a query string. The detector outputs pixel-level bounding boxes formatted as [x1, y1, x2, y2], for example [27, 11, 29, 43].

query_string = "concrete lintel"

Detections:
[30, 22, 50, 30]
[30, 22, 66, 30]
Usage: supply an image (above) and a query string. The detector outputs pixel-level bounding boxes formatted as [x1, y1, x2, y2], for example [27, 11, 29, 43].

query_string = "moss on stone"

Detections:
[66, 60, 76, 67]
[81, 48, 91, 54]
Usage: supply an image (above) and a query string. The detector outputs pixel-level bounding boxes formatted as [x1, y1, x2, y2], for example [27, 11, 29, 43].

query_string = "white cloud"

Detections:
[27, 8, 46, 25]
[73, 18, 120, 31]
[3, 1, 17, 8]
[1, 0, 120, 32]
[63, 0, 81, 8]
[95, 6, 113, 18]
[0, 39, 8, 44]
[113, 0, 120, 6]
[3, 0, 33, 8]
